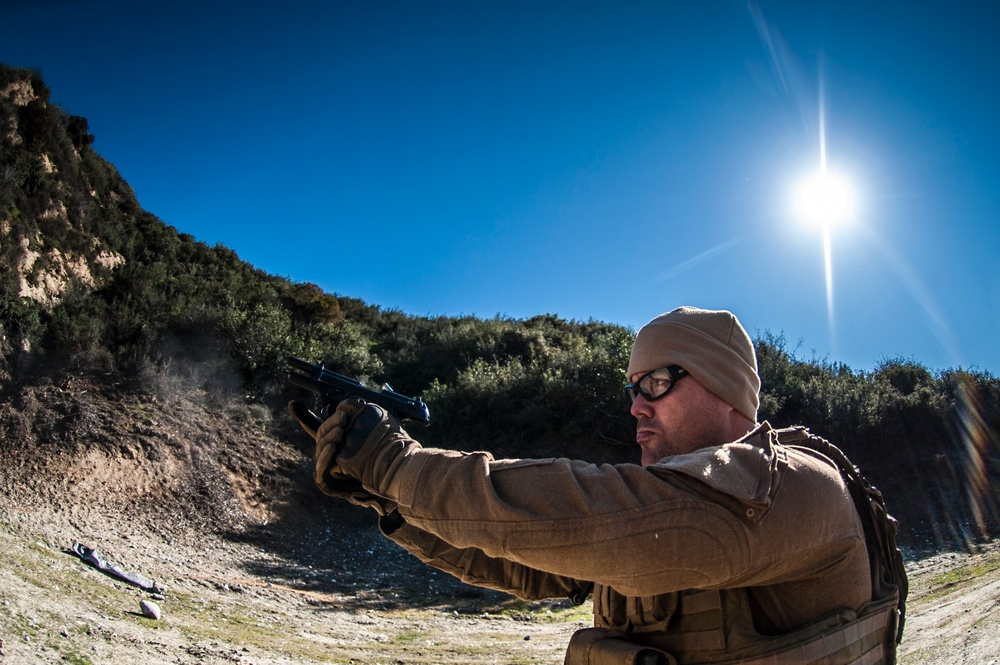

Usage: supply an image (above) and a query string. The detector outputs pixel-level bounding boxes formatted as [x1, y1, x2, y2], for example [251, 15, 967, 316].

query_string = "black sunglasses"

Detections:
[624, 366, 689, 402]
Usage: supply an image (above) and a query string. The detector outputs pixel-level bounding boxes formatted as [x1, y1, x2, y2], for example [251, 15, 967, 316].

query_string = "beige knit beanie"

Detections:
[627, 307, 760, 422]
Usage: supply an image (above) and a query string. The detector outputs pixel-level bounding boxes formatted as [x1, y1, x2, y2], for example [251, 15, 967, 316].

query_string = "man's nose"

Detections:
[630, 394, 653, 418]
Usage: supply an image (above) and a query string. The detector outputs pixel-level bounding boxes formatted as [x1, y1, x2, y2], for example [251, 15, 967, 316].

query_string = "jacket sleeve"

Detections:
[383, 519, 590, 602]
[386, 430, 866, 598]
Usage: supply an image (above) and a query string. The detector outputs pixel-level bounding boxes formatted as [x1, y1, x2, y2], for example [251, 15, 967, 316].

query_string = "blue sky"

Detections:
[4, 1, 999, 375]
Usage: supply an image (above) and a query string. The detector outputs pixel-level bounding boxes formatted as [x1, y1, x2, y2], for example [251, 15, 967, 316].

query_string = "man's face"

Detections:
[629, 370, 735, 465]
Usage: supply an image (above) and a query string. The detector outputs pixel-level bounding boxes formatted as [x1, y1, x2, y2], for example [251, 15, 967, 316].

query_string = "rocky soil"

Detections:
[0, 374, 997, 664]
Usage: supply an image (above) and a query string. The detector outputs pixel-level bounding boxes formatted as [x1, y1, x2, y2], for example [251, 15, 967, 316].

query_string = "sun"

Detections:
[794, 171, 855, 227]
[791, 167, 857, 331]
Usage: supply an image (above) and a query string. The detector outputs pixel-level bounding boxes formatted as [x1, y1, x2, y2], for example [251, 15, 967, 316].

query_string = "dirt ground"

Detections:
[0, 502, 588, 665]
[0, 378, 998, 664]
[2, 491, 998, 665]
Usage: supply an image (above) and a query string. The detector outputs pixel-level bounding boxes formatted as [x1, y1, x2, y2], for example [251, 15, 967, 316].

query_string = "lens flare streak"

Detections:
[956, 377, 999, 545]
[819, 87, 835, 335]
[823, 224, 833, 327]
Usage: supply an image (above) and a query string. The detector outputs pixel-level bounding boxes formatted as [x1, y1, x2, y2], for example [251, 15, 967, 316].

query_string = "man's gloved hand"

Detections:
[287, 400, 399, 516]
[315, 398, 422, 502]
[310, 398, 365, 484]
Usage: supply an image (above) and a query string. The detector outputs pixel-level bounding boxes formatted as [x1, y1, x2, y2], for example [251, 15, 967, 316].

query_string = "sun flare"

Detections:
[792, 167, 856, 334]
[794, 172, 855, 227]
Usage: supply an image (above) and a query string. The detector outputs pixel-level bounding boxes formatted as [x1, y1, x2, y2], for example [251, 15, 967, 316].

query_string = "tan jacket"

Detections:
[384, 423, 873, 661]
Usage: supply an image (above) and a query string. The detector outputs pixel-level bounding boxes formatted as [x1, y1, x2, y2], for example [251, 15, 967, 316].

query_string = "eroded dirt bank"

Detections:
[0, 379, 997, 664]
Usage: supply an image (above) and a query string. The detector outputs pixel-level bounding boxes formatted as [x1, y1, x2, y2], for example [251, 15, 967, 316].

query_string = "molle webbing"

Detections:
[729, 600, 895, 665]
[580, 593, 895, 665]
[654, 590, 724, 652]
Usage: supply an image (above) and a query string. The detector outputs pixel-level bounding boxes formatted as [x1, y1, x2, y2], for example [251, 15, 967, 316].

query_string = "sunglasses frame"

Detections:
[624, 365, 689, 402]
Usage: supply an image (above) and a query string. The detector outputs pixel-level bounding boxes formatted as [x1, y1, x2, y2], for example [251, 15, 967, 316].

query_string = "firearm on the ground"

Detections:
[286, 356, 431, 426]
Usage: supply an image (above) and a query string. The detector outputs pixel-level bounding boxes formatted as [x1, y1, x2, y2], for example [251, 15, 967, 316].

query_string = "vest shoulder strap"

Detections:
[774, 427, 908, 658]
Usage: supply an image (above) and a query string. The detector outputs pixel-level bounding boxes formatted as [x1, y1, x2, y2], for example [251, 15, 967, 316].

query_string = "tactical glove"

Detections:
[315, 398, 422, 503]
[287, 400, 398, 515]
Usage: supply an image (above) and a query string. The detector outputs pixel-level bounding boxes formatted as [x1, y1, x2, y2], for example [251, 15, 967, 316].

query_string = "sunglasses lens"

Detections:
[625, 367, 686, 402]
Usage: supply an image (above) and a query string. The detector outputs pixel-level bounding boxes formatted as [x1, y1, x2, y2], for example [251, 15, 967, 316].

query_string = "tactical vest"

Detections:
[564, 427, 907, 665]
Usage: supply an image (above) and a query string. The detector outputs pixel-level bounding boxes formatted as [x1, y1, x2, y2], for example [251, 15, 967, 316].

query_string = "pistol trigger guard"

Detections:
[288, 400, 325, 436]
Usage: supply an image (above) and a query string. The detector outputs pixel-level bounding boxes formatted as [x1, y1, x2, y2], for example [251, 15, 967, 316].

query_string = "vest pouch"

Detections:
[565, 627, 677, 665]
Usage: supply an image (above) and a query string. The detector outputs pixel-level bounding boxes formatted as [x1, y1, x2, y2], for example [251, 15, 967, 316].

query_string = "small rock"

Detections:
[151, 593, 166, 601]
[140, 600, 161, 620]
[60, 627, 69, 638]
[523, 635, 531, 641]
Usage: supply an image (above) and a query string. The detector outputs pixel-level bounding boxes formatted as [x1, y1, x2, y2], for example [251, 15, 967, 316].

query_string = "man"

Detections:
[290, 306, 904, 664]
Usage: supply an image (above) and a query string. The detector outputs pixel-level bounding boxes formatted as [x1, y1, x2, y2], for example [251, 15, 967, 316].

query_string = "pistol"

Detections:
[287, 356, 431, 426]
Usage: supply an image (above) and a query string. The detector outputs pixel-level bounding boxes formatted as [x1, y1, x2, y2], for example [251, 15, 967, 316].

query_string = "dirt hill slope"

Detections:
[1, 374, 997, 664]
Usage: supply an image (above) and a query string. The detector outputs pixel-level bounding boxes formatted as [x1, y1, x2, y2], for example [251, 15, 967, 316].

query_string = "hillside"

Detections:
[2, 361, 999, 663]
[1, 63, 999, 663]
[2, 62, 997, 549]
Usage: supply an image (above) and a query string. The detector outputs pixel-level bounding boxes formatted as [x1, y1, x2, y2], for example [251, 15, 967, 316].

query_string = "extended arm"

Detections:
[382, 518, 591, 603]
[321, 403, 866, 598]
